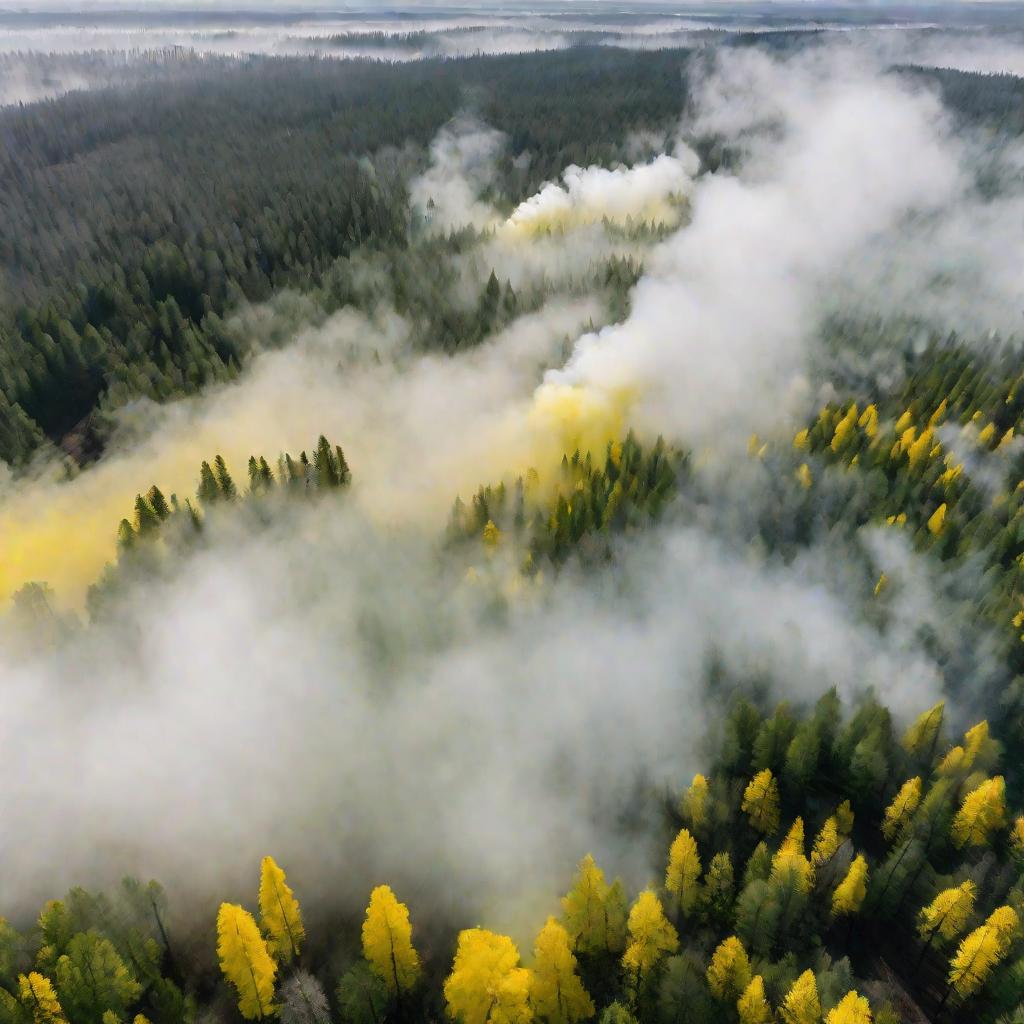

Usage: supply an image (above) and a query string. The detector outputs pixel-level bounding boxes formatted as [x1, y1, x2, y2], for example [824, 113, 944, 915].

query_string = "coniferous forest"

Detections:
[3, 5, 1024, 1024]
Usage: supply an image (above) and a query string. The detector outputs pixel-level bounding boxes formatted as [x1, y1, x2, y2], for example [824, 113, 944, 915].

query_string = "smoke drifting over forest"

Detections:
[2, 14, 1022, 956]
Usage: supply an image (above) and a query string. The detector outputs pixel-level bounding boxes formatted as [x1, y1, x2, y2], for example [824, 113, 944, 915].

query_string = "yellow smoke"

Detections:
[0, 355, 635, 613]
[500, 198, 684, 238]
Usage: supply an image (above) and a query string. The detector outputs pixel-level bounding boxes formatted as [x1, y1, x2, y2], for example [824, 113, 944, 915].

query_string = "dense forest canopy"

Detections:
[3, 5, 1024, 1024]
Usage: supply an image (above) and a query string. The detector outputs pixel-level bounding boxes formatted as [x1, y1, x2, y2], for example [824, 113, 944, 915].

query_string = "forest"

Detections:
[3, 9, 1024, 1024]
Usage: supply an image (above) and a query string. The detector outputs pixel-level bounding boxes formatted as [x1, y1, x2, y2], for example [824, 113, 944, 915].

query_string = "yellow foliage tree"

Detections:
[832, 855, 868, 918]
[622, 891, 678, 988]
[780, 970, 820, 1024]
[962, 720, 995, 770]
[530, 918, 594, 1024]
[1011, 816, 1024, 860]
[361, 884, 422, 998]
[562, 855, 609, 955]
[927, 503, 947, 536]
[952, 776, 1006, 848]
[706, 937, 752, 1002]
[216, 904, 278, 1020]
[859, 404, 879, 438]
[737, 975, 772, 1024]
[938, 745, 966, 776]
[811, 817, 842, 868]
[19, 973, 66, 1024]
[919, 882, 976, 945]
[741, 770, 780, 835]
[258, 856, 305, 963]
[771, 818, 813, 893]
[948, 906, 1019, 998]
[680, 774, 709, 829]
[834, 800, 854, 836]
[881, 778, 922, 841]
[665, 829, 701, 917]
[824, 991, 872, 1024]
[443, 929, 533, 1024]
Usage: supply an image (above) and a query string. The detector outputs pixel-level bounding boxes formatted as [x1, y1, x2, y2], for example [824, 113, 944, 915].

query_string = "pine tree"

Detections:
[214, 455, 237, 499]
[54, 932, 141, 1024]
[19, 974, 66, 1024]
[335, 445, 351, 486]
[146, 486, 171, 520]
[361, 885, 421, 998]
[832, 855, 868, 918]
[780, 970, 820, 1024]
[834, 800, 855, 836]
[882, 778, 922, 842]
[530, 918, 594, 1024]
[824, 991, 872, 1024]
[336, 963, 388, 1024]
[197, 460, 221, 504]
[703, 852, 735, 923]
[216, 904, 277, 1020]
[258, 856, 305, 963]
[952, 776, 1006, 847]
[665, 829, 701, 917]
[622, 892, 677, 989]
[706, 937, 752, 1002]
[313, 435, 340, 488]
[603, 880, 628, 956]
[737, 976, 772, 1024]
[741, 770, 780, 835]
[133, 495, 161, 536]
[443, 929, 533, 1024]
[562, 856, 609, 955]
[680, 775, 708, 830]
[279, 971, 330, 1024]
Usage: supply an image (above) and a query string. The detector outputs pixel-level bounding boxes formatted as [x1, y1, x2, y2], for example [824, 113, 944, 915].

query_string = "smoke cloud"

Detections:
[1, 29, 1019, 942]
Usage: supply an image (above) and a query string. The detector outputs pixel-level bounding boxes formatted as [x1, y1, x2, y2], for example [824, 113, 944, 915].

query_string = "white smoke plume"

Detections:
[1, 33, 1018, 945]
[504, 152, 698, 233]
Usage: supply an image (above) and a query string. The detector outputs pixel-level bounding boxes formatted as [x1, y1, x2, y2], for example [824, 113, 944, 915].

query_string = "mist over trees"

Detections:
[3, 7, 1024, 1024]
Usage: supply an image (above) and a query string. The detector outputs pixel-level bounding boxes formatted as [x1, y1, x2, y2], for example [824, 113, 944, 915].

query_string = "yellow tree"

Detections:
[780, 970, 820, 1024]
[832, 855, 868, 918]
[962, 720, 995, 770]
[811, 818, 842, 869]
[881, 778, 921, 842]
[361, 885, 422, 998]
[772, 818, 813, 893]
[530, 918, 594, 1024]
[216, 904, 278, 1020]
[902, 702, 944, 757]
[947, 906, 1019, 1000]
[443, 929, 533, 1024]
[665, 829, 701, 917]
[622, 891, 678, 989]
[19, 973, 66, 1024]
[737, 975, 772, 1024]
[1011, 816, 1024, 860]
[258, 856, 305, 963]
[918, 881, 976, 948]
[741, 770, 780, 835]
[824, 991, 872, 1024]
[562, 856, 609, 954]
[680, 775, 709, 830]
[706, 937, 751, 1003]
[952, 777, 1007, 848]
